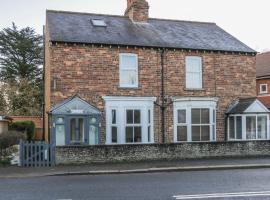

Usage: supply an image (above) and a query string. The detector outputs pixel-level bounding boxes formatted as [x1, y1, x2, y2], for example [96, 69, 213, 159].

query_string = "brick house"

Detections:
[256, 52, 270, 109]
[44, 0, 269, 146]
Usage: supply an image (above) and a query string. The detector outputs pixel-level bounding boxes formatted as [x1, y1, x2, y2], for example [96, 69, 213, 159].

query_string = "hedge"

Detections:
[9, 121, 35, 141]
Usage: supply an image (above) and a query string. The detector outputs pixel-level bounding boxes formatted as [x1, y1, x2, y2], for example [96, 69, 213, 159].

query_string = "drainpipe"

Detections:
[42, 25, 45, 141]
[160, 49, 166, 143]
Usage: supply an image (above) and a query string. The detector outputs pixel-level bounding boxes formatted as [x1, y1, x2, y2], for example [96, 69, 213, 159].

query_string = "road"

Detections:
[1, 168, 270, 200]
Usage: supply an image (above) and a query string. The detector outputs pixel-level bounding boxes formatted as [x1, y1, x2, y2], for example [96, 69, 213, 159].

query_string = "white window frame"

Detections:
[108, 107, 118, 144]
[260, 84, 268, 94]
[119, 53, 139, 88]
[185, 56, 203, 89]
[103, 96, 156, 144]
[227, 114, 270, 141]
[175, 109, 188, 142]
[124, 108, 142, 143]
[173, 98, 218, 143]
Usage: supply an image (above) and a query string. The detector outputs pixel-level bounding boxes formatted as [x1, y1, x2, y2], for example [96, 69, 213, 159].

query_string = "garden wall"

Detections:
[56, 141, 270, 165]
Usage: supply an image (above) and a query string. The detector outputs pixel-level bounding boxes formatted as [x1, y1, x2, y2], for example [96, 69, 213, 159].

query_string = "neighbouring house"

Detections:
[256, 51, 270, 110]
[44, 0, 270, 147]
[10, 116, 44, 140]
[0, 115, 12, 134]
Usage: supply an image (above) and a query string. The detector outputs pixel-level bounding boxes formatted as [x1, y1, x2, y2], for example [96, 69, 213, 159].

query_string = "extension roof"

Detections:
[46, 10, 256, 53]
[226, 98, 269, 114]
[256, 52, 270, 78]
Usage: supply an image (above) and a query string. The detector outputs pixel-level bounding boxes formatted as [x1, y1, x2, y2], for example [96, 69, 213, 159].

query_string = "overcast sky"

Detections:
[0, 0, 269, 52]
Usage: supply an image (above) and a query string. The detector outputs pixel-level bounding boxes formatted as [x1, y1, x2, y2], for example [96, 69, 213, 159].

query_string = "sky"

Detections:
[0, 0, 270, 52]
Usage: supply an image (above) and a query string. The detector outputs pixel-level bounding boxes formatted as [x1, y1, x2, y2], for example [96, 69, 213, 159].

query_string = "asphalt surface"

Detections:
[1, 168, 270, 200]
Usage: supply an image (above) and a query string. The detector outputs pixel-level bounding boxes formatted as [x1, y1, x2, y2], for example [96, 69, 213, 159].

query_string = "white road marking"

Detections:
[173, 191, 270, 199]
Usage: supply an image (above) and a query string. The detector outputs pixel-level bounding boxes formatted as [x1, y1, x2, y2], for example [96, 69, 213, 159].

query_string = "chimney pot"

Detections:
[125, 0, 149, 22]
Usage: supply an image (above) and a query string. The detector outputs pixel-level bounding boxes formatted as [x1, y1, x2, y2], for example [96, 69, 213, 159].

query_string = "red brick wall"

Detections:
[257, 78, 270, 108]
[45, 43, 256, 143]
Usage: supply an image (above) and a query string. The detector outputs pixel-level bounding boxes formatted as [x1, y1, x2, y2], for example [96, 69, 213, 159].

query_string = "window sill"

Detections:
[184, 88, 205, 91]
[118, 86, 141, 90]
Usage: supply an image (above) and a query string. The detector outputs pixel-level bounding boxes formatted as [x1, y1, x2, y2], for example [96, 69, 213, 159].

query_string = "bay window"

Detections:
[104, 97, 156, 144]
[174, 98, 218, 142]
[228, 115, 269, 140]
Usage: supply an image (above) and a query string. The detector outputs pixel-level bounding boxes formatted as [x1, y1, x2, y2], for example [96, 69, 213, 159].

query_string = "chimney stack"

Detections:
[125, 0, 149, 22]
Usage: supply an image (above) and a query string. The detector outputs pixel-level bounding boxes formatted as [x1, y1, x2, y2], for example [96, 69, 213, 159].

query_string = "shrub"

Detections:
[9, 121, 35, 141]
[0, 131, 26, 149]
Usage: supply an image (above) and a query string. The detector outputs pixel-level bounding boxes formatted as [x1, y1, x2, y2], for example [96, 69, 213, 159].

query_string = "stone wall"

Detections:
[56, 141, 270, 165]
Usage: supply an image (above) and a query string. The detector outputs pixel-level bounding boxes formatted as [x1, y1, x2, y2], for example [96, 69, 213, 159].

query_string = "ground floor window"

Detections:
[228, 114, 269, 140]
[103, 96, 156, 144]
[174, 98, 218, 142]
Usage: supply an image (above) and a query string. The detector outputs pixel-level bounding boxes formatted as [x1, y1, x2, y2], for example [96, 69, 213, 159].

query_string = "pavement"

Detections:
[1, 157, 270, 178]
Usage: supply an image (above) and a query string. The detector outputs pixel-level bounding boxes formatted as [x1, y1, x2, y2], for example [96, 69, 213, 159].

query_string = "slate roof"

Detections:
[226, 98, 257, 114]
[46, 10, 256, 53]
[256, 52, 270, 78]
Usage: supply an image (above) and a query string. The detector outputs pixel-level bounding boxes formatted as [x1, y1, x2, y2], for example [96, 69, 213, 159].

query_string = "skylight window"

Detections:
[91, 19, 107, 27]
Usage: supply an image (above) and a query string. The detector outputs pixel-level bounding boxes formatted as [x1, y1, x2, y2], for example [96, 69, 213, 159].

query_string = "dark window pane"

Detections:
[201, 125, 210, 141]
[177, 126, 187, 141]
[134, 127, 142, 142]
[258, 116, 267, 139]
[148, 110, 151, 124]
[112, 110, 116, 124]
[246, 116, 256, 139]
[192, 126, 200, 141]
[70, 118, 76, 141]
[236, 116, 242, 139]
[229, 117, 235, 139]
[178, 110, 186, 124]
[134, 110, 141, 124]
[112, 127, 117, 143]
[148, 126, 151, 142]
[78, 118, 84, 142]
[213, 110, 216, 123]
[192, 109, 200, 124]
[126, 127, 133, 143]
[127, 110, 133, 124]
[201, 109, 210, 124]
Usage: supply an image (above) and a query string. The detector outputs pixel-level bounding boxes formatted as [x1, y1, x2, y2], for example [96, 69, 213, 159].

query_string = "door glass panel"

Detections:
[246, 116, 256, 139]
[70, 118, 76, 142]
[78, 118, 84, 142]
[56, 125, 65, 146]
[258, 116, 267, 139]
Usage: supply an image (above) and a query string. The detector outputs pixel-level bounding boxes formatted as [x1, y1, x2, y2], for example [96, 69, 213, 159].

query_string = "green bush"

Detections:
[9, 121, 35, 141]
[0, 131, 26, 149]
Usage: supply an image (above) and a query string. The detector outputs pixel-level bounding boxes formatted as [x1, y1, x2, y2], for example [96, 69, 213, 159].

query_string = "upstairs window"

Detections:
[186, 56, 202, 89]
[260, 84, 268, 94]
[119, 54, 138, 88]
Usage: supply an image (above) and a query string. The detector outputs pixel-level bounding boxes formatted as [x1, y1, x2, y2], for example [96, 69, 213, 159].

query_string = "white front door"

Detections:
[56, 125, 65, 146]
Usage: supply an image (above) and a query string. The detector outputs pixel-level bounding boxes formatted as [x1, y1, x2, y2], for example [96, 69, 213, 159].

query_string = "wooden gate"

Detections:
[19, 141, 55, 167]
